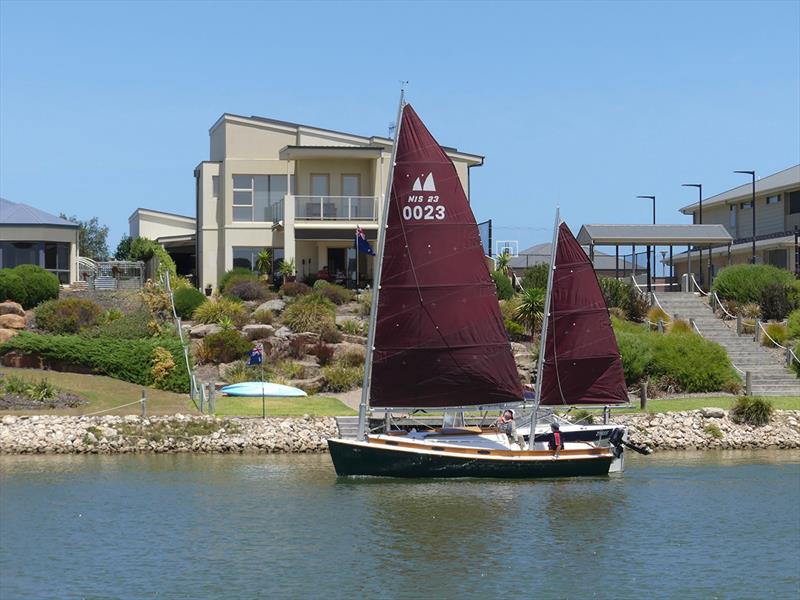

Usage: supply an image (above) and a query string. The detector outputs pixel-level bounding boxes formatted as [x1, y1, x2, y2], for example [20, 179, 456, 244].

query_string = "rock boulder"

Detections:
[0, 314, 26, 329]
[256, 299, 286, 314]
[189, 323, 222, 338]
[242, 324, 275, 340]
[0, 328, 19, 344]
[0, 301, 25, 317]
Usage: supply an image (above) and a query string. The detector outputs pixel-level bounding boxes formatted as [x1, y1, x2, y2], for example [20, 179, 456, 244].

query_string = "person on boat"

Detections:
[498, 409, 526, 451]
[548, 422, 564, 451]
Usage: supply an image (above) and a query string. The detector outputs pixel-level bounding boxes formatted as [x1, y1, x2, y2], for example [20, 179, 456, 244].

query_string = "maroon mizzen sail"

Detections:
[539, 222, 628, 405]
[370, 105, 523, 408]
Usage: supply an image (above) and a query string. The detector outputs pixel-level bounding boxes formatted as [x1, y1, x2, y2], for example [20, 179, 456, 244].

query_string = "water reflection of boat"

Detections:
[328, 95, 629, 478]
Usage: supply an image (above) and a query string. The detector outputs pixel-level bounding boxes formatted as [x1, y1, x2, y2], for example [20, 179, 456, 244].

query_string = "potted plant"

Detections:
[278, 258, 296, 284]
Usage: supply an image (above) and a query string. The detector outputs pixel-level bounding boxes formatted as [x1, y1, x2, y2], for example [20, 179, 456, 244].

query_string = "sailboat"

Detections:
[327, 96, 630, 478]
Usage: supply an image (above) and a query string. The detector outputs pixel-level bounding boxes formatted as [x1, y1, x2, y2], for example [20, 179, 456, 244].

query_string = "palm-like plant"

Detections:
[255, 249, 272, 277]
[514, 287, 546, 337]
[278, 258, 296, 284]
[496, 251, 512, 276]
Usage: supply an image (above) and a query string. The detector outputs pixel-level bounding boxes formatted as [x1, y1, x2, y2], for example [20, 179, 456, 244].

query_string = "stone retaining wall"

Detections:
[0, 410, 798, 454]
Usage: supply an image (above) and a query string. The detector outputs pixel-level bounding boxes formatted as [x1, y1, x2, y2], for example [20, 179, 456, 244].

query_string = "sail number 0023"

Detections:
[402, 196, 445, 221]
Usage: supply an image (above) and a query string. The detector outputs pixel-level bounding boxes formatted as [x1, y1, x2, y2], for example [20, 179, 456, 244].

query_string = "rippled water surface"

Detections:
[1, 451, 799, 599]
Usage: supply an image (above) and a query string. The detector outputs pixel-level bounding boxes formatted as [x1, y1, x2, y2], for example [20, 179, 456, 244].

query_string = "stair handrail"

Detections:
[757, 319, 799, 364]
[713, 292, 736, 320]
[690, 273, 709, 296]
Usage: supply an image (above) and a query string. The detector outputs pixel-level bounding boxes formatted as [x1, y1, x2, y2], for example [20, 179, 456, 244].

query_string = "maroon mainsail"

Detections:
[539, 223, 628, 405]
[369, 105, 523, 408]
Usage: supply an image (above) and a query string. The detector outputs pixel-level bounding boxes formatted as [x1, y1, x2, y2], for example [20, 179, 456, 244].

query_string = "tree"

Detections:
[522, 264, 549, 290]
[114, 235, 133, 260]
[515, 287, 546, 337]
[255, 248, 273, 277]
[60, 214, 110, 261]
[496, 250, 512, 276]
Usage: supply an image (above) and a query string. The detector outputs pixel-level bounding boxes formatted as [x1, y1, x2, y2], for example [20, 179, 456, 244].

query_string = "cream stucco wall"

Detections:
[131, 211, 195, 241]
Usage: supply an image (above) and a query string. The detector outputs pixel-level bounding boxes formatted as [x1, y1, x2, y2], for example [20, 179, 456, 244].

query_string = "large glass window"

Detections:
[0, 241, 70, 283]
[232, 246, 260, 270]
[342, 174, 360, 197]
[232, 175, 289, 222]
[311, 174, 330, 196]
[212, 176, 219, 198]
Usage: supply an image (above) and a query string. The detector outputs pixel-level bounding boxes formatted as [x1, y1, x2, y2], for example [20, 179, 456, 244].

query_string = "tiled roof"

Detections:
[0, 197, 78, 227]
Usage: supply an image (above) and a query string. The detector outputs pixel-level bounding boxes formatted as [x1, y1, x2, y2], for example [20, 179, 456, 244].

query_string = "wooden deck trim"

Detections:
[367, 435, 611, 458]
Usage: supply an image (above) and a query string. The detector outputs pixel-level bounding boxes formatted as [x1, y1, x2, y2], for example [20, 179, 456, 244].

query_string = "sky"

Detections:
[1, 0, 799, 252]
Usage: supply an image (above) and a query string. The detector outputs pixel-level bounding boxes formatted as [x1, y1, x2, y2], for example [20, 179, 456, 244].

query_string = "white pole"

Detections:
[530, 207, 561, 445]
[357, 89, 406, 441]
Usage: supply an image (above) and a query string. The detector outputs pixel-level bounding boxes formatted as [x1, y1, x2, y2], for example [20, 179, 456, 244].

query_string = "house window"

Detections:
[729, 205, 737, 228]
[212, 176, 219, 198]
[789, 190, 800, 214]
[766, 194, 780, 205]
[0, 241, 70, 283]
[232, 247, 261, 271]
[740, 201, 752, 209]
[311, 174, 330, 197]
[232, 175, 289, 222]
[342, 174, 361, 197]
[766, 249, 788, 269]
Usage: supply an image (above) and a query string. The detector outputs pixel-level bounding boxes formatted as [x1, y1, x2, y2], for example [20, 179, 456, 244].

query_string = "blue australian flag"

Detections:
[247, 343, 263, 366]
[356, 226, 376, 256]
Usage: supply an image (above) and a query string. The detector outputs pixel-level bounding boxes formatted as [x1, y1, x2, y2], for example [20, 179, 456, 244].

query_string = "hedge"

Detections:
[173, 286, 207, 319]
[612, 317, 740, 392]
[129, 237, 177, 281]
[0, 331, 189, 392]
[711, 264, 795, 304]
[0, 265, 60, 309]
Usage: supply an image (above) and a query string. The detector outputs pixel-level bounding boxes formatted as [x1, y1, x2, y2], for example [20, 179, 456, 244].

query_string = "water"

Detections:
[1, 452, 798, 600]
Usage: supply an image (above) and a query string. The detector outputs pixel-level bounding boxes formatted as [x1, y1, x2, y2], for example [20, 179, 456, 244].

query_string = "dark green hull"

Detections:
[327, 439, 615, 479]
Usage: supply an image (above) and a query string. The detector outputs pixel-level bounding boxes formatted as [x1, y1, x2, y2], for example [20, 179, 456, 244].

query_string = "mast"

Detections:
[357, 88, 406, 441]
[529, 207, 560, 439]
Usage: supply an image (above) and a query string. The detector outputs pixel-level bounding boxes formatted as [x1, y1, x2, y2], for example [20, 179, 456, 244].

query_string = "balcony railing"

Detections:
[294, 196, 378, 221]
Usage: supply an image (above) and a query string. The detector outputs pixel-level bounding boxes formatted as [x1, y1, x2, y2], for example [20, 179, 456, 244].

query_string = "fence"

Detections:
[77, 258, 145, 290]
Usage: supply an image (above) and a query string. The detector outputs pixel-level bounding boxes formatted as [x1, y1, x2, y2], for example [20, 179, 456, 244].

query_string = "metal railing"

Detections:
[77, 258, 145, 290]
[294, 195, 378, 221]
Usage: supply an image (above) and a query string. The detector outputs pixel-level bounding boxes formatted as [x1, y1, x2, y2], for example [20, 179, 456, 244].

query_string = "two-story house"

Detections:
[673, 164, 800, 278]
[160, 113, 482, 291]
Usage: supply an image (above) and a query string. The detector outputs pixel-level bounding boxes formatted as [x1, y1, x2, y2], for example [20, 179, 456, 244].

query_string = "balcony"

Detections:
[293, 196, 378, 222]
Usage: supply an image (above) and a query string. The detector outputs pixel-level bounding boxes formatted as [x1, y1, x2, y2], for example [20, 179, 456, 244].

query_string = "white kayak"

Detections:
[220, 382, 308, 397]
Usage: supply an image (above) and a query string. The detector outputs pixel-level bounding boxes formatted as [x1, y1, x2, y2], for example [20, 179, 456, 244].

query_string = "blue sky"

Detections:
[1, 0, 798, 251]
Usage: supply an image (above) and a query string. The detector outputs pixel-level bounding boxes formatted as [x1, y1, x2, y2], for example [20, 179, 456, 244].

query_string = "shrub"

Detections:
[321, 364, 364, 392]
[224, 276, 272, 302]
[339, 319, 366, 336]
[193, 298, 247, 327]
[704, 423, 723, 439]
[650, 333, 739, 393]
[82, 308, 153, 339]
[730, 396, 774, 426]
[320, 325, 342, 343]
[282, 294, 336, 334]
[317, 283, 353, 305]
[35, 298, 102, 333]
[762, 322, 788, 348]
[521, 264, 548, 290]
[129, 237, 177, 280]
[598, 277, 647, 322]
[738, 302, 762, 319]
[218, 268, 254, 293]
[759, 283, 794, 321]
[173, 287, 206, 319]
[647, 306, 670, 325]
[0, 270, 27, 306]
[140, 280, 172, 316]
[280, 282, 311, 297]
[222, 360, 269, 384]
[11, 265, 60, 308]
[358, 290, 372, 316]
[309, 341, 335, 366]
[668, 319, 692, 334]
[276, 360, 305, 380]
[288, 336, 307, 359]
[613, 320, 654, 386]
[504, 318, 527, 341]
[0, 332, 189, 392]
[312, 279, 329, 291]
[251, 309, 273, 325]
[491, 270, 514, 300]
[150, 346, 176, 386]
[712, 264, 795, 304]
[787, 309, 800, 340]
[200, 330, 252, 364]
[337, 346, 366, 367]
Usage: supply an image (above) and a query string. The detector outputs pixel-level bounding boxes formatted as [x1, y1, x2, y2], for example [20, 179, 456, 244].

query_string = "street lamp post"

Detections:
[683, 183, 703, 283]
[637, 195, 656, 293]
[734, 171, 756, 263]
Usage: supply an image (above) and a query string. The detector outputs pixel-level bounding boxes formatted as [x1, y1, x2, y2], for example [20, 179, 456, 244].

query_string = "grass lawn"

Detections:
[0, 367, 356, 417]
[214, 395, 356, 417]
[0, 367, 197, 416]
[618, 396, 800, 413]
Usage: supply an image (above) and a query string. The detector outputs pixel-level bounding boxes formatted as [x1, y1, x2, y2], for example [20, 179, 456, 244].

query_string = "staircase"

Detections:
[656, 292, 800, 397]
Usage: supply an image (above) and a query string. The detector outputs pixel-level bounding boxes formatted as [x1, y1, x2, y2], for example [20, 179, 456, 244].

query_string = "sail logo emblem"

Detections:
[412, 172, 436, 192]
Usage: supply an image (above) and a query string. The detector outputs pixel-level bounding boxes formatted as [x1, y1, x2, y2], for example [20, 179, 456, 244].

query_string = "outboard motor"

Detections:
[610, 427, 652, 456]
